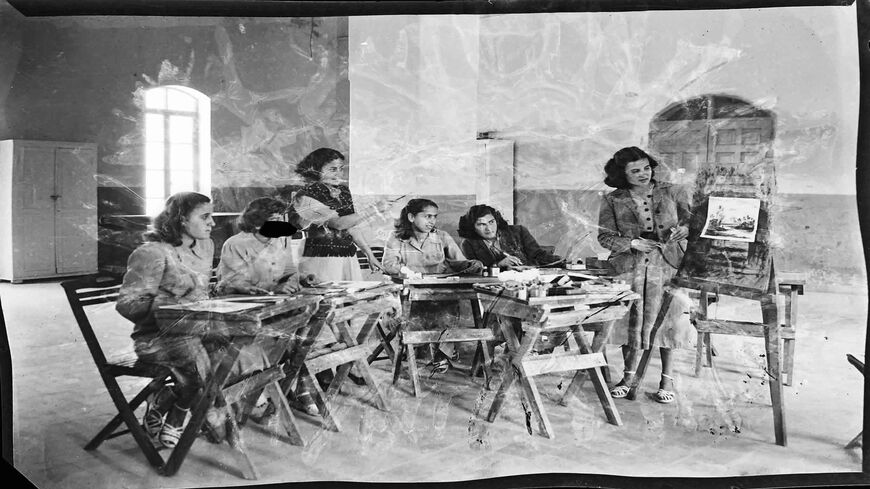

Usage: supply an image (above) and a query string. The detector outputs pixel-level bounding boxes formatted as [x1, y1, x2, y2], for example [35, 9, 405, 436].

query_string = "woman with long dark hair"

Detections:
[458, 204, 563, 269]
[117, 192, 261, 447]
[598, 147, 695, 404]
[381, 199, 484, 372]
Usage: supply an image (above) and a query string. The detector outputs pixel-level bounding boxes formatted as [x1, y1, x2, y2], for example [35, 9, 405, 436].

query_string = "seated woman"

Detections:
[215, 196, 303, 296]
[458, 204, 564, 269]
[214, 196, 320, 416]
[381, 199, 484, 372]
[116, 192, 268, 448]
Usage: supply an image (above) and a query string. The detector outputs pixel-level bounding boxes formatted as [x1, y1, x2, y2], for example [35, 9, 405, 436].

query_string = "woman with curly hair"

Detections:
[117, 192, 267, 447]
[597, 146, 695, 404]
[291, 147, 392, 283]
[458, 204, 563, 269]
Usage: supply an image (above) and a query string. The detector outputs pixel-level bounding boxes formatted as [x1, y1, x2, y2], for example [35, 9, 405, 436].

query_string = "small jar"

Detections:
[489, 266, 500, 277]
[515, 286, 528, 300]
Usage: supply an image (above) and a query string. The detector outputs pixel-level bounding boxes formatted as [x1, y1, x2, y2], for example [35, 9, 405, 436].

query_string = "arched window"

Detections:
[143, 86, 211, 217]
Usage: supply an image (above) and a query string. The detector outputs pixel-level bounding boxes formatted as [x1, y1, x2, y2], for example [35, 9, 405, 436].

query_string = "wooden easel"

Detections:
[627, 148, 790, 446]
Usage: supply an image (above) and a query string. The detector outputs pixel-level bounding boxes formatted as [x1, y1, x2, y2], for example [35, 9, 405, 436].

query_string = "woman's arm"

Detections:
[380, 234, 404, 276]
[348, 227, 383, 271]
[443, 232, 484, 273]
[295, 195, 389, 231]
[116, 245, 166, 324]
[597, 195, 633, 253]
[516, 225, 563, 265]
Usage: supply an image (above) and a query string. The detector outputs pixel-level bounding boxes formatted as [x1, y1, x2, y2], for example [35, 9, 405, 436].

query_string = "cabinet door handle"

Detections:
[50, 194, 61, 200]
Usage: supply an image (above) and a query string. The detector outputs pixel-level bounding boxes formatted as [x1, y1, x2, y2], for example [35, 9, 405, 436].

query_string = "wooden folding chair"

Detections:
[61, 274, 173, 470]
[846, 353, 864, 449]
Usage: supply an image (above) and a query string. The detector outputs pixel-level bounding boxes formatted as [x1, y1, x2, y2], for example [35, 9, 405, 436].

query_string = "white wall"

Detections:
[348, 15, 480, 197]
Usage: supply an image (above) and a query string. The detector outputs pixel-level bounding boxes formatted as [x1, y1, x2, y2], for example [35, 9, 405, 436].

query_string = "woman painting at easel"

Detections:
[597, 146, 695, 404]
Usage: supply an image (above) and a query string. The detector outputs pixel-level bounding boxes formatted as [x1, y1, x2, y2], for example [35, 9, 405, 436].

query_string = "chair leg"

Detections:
[101, 376, 167, 469]
[85, 377, 166, 451]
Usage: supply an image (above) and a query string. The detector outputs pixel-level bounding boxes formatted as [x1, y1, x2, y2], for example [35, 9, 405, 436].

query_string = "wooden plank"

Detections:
[304, 344, 370, 374]
[399, 276, 502, 286]
[521, 351, 607, 377]
[402, 328, 495, 344]
[329, 296, 398, 324]
[408, 288, 479, 301]
[693, 319, 766, 336]
[477, 296, 545, 322]
[222, 366, 285, 405]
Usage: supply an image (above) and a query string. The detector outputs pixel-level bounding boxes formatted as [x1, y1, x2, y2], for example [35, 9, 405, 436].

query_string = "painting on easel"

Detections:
[700, 196, 761, 243]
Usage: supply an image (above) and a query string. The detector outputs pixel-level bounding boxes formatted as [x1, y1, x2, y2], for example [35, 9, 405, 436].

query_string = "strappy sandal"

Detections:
[428, 351, 453, 377]
[295, 388, 320, 416]
[654, 374, 676, 404]
[159, 405, 190, 448]
[609, 370, 635, 399]
[142, 395, 165, 441]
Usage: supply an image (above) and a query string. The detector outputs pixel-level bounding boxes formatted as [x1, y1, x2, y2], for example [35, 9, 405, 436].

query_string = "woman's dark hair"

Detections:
[603, 146, 659, 189]
[238, 197, 289, 233]
[393, 198, 438, 240]
[457, 204, 510, 240]
[144, 192, 211, 246]
[295, 147, 346, 182]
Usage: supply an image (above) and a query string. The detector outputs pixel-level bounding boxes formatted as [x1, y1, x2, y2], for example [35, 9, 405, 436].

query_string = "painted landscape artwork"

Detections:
[700, 196, 761, 243]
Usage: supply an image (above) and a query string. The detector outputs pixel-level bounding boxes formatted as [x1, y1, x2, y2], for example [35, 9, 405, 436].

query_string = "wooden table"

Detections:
[389, 275, 503, 396]
[153, 295, 321, 479]
[281, 281, 402, 433]
[474, 284, 639, 438]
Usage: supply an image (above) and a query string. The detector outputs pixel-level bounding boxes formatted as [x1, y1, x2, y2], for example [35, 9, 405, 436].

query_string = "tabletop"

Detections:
[154, 295, 322, 337]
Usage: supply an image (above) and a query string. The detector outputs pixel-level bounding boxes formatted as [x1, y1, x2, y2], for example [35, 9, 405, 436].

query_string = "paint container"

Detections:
[515, 286, 528, 300]
[489, 266, 500, 277]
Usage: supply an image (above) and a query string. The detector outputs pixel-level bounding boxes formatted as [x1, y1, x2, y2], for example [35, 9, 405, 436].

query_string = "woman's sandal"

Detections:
[159, 405, 190, 448]
[654, 374, 676, 404]
[609, 370, 635, 399]
[142, 396, 165, 441]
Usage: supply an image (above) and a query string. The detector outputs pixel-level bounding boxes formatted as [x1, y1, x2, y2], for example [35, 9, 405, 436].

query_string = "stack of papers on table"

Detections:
[160, 300, 263, 313]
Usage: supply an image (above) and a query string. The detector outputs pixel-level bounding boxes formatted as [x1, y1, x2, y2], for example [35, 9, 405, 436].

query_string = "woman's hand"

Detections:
[668, 225, 689, 242]
[367, 255, 384, 272]
[464, 260, 485, 275]
[630, 238, 658, 253]
[275, 281, 300, 295]
[234, 284, 272, 295]
[300, 273, 320, 287]
[497, 254, 524, 268]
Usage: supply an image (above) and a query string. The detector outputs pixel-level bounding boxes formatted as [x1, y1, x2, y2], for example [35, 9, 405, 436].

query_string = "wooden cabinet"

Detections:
[0, 140, 98, 282]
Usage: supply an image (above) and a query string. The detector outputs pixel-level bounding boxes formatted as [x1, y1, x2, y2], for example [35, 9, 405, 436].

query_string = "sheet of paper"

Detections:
[159, 300, 263, 313]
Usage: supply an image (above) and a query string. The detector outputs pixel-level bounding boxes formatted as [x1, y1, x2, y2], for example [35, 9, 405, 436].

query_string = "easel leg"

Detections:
[762, 295, 787, 447]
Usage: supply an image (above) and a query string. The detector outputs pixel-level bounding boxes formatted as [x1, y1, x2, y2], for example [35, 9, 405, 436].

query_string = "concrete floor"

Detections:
[1, 279, 866, 488]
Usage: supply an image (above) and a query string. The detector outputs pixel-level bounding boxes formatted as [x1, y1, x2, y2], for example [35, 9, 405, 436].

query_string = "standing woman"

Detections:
[291, 147, 391, 282]
[116, 192, 263, 447]
[597, 146, 695, 404]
